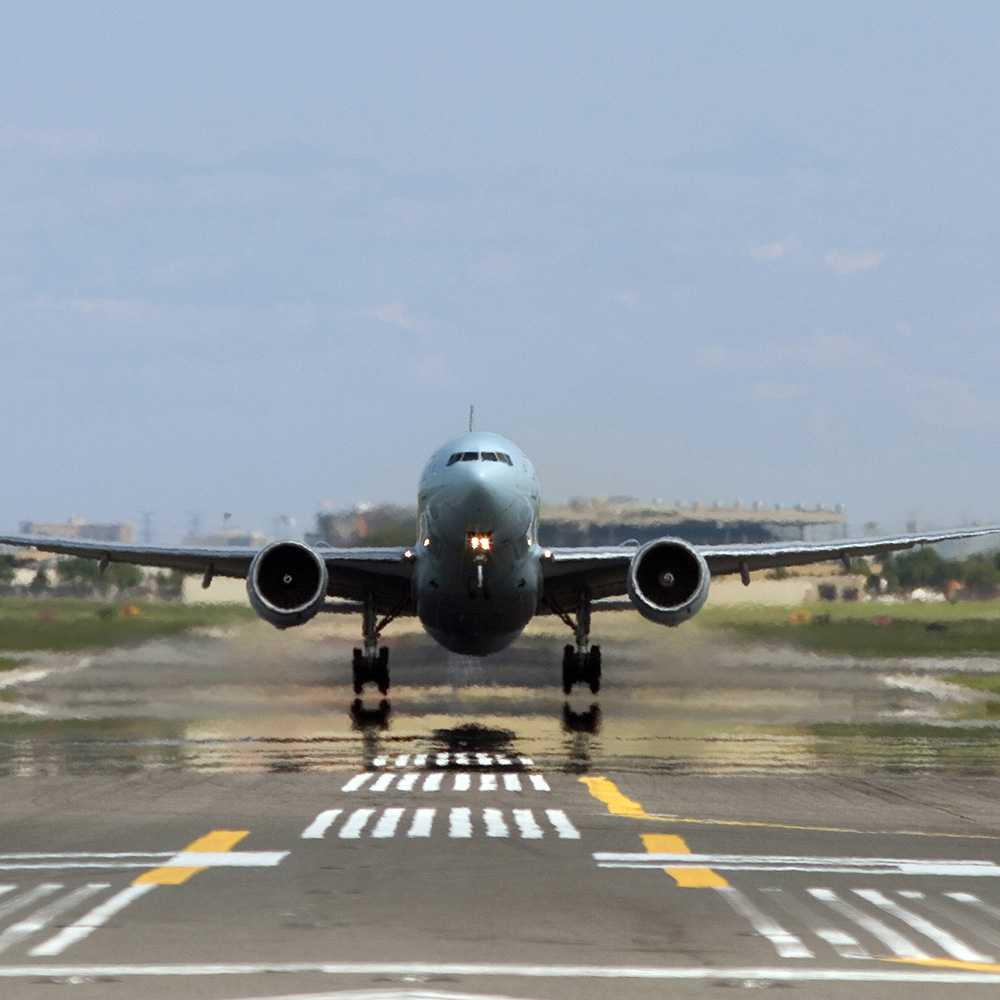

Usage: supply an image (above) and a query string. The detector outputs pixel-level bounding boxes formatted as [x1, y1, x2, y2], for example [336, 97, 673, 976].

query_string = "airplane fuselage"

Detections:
[415, 432, 542, 655]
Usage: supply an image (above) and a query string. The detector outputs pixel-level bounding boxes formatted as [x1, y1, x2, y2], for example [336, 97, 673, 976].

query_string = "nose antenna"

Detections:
[468, 404, 475, 432]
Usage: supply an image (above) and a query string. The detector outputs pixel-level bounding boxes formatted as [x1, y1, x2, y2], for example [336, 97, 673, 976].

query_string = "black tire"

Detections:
[376, 647, 390, 695]
[562, 645, 576, 695]
[587, 646, 602, 695]
[352, 649, 365, 695]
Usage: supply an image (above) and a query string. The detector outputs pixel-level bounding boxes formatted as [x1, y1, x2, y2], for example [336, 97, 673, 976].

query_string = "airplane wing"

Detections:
[0, 534, 414, 609]
[539, 525, 1000, 608]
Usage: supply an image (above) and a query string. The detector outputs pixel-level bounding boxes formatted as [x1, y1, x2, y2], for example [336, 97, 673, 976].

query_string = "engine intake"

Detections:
[247, 541, 329, 629]
[627, 537, 710, 626]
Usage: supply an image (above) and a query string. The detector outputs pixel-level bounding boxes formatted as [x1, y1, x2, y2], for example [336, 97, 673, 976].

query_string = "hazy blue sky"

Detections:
[3, 2, 999, 540]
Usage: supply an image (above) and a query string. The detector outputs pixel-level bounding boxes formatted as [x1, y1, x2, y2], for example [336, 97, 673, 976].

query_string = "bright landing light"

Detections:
[468, 533, 492, 552]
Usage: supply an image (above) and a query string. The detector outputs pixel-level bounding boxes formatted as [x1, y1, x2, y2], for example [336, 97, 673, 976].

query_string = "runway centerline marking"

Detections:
[134, 831, 257, 886]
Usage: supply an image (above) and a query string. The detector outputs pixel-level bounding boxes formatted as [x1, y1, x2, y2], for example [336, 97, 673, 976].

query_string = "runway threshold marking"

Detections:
[580, 777, 726, 888]
[134, 830, 249, 886]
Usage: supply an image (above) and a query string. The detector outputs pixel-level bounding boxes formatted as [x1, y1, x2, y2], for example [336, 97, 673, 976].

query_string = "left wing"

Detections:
[540, 525, 1000, 608]
[0, 534, 414, 610]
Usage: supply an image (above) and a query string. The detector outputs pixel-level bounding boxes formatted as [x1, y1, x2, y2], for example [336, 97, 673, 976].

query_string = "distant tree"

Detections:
[108, 564, 143, 593]
[962, 557, 1000, 598]
[29, 568, 49, 594]
[0, 556, 14, 590]
[155, 570, 186, 601]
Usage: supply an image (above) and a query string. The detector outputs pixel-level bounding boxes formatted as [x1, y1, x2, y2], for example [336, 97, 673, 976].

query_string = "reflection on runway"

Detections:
[3, 624, 1000, 778]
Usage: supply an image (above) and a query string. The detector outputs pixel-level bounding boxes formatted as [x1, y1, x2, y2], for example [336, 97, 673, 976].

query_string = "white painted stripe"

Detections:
[0, 854, 168, 860]
[412, 754, 427, 767]
[948, 891, 1000, 923]
[814, 929, 870, 960]
[529, 775, 550, 792]
[6, 962, 1000, 983]
[923, 893, 1000, 952]
[339, 809, 375, 839]
[423, 772, 444, 791]
[513, 810, 543, 840]
[0, 864, 152, 871]
[30, 885, 156, 957]
[717, 888, 812, 959]
[407, 809, 435, 838]
[341, 773, 373, 792]
[396, 773, 419, 791]
[503, 774, 522, 792]
[370, 773, 396, 792]
[449, 808, 472, 839]
[594, 853, 1000, 877]
[301, 810, 342, 839]
[480, 774, 497, 791]
[0, 884, 109, 955]
[483, 809, 509, 838]
[0, 885, 62, 921]
[476, 753, 492, 766]
[808, 888, 928, 959]
[371, 756, 388, 768]
[455, 753, 470, 766]
[454, 773, 471, 791]
[394, 754, 410, 768]
[371, 809, 405, 839]
[899, 890, 925, 899]
[852, 888, 991, 962]
[495, 755, 511, 766]
[435, 753, 449, 767]
[0, 887, 11, 898]
[165, 852, 287, 868]
[519, 756, 534, 766]
[545, 809, 581, 840]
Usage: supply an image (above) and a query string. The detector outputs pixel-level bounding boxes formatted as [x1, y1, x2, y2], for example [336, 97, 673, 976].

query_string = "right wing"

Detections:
[0, 534, 415, 610]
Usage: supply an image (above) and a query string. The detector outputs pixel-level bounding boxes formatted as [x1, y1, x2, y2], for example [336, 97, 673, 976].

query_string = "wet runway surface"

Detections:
[3, 617, 1000, 998]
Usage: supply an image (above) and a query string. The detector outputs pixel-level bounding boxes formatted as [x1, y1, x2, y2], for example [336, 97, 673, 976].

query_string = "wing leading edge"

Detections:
[540, 525, 1000, 607]
[0, 534, 414, 608]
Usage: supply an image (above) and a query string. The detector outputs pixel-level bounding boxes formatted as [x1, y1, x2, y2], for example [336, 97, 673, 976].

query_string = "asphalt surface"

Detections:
[3, 615, 1000, 999]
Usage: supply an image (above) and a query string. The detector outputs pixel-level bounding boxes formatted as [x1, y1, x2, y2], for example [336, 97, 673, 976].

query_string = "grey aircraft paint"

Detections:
[415, 432, 543, 654]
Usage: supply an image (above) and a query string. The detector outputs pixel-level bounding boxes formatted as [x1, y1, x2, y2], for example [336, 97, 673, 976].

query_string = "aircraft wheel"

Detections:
[375, 647, 390, 695]
[351, 648, 365, 695]
[562, 644, 575, 695]
[588, 645, 602, 694]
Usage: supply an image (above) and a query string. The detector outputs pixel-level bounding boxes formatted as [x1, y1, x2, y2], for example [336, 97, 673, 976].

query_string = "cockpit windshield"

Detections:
[445, 451, 514, 467]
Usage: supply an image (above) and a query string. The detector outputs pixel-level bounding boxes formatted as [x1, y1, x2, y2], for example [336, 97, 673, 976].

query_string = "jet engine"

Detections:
[627, 537, 710, 626]
[247, 541, 329, 629]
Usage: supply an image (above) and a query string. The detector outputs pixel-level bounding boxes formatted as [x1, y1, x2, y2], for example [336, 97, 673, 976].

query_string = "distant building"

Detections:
[182, 529, 270, 548]
[18, 518, 136, 544]
[538, 498, 848, 547]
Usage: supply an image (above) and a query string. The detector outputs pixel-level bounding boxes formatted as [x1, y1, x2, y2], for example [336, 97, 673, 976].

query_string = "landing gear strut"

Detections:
[549, 589, 601, 695]
[351, 593, 401, 696]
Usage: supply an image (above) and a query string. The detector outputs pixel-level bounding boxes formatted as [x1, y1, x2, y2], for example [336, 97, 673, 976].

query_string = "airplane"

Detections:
[3, 429, 999, 697]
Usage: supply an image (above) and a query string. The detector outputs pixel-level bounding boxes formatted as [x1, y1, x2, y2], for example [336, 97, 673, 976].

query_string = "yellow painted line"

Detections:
[642, 833, 729, 889]
[579, 776, 651, 819]
[133, 830, 248, 886]
[884, 956, 1000, 973]
[581, 777, 727, 889]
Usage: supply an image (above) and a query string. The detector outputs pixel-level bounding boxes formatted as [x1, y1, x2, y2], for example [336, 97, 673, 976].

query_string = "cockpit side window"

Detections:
[461, 452, 478, 461]
[497, 453, 513, 465]
[481, 452, 498, 461]
[447, 453, 461, 466]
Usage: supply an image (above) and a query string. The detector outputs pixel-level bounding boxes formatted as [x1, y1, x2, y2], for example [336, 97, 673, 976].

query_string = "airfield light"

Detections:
[467, 533, 492, 553]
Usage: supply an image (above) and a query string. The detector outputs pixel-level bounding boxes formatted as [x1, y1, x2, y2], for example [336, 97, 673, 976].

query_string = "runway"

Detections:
[2, 617, 1000, 998]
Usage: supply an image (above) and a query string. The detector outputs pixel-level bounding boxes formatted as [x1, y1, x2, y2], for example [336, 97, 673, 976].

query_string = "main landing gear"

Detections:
[549, 589, 601, 695]
[352, 593, 401, 696]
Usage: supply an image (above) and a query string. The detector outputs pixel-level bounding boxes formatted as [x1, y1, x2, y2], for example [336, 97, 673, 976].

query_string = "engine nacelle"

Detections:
[247, 540, 329, 629]
[627, 537, 710, 627]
